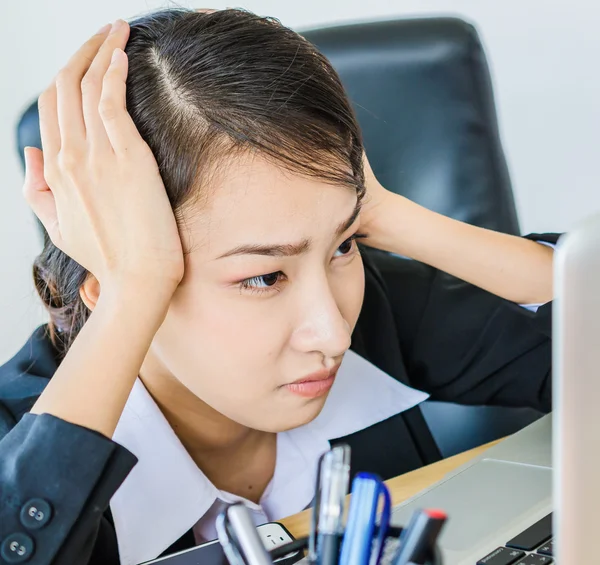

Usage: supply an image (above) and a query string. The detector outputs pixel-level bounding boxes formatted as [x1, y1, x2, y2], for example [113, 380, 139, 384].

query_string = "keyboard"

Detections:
[477, 513, 554, 564]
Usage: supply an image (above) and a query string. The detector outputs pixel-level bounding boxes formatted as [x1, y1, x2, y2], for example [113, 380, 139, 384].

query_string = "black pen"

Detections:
[392, 508, 447, 565]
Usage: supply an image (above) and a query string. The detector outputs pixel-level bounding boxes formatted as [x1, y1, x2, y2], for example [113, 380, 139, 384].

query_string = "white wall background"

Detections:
[0, 0, 598, 363]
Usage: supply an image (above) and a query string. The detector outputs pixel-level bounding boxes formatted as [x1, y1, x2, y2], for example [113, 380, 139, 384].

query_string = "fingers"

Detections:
[22, 147, 61, 245]
[38, 84, 60, 159]
[55, 24, 112, 148]
[362, 151, 379, 187]
[82, 20, 130, 149]
[40, 19, 141, 171]
[100, 48, 143, 155]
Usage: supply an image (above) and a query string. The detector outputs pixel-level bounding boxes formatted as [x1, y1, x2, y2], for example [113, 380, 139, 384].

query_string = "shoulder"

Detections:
[353, 250, 437, 382]
[359, 248, 438, 344]
[0, 324, 60, 432]
[361, 248, 436, 302]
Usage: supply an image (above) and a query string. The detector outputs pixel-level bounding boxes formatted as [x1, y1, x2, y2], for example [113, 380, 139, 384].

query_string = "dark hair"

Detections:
[33, 8, 365, 359]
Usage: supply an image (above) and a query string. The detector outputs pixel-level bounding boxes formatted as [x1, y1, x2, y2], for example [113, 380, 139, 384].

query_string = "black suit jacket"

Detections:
[0, 237, 556, 565]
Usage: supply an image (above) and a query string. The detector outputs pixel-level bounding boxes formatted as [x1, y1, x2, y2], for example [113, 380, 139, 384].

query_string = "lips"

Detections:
[285, 365, 341, 399]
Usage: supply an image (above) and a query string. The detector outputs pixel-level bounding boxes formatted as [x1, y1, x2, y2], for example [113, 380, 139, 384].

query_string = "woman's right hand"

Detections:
[23, 20, 185, 296]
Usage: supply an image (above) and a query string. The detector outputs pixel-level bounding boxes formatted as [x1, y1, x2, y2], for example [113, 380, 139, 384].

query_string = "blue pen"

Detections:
[338, 473, 391, 565]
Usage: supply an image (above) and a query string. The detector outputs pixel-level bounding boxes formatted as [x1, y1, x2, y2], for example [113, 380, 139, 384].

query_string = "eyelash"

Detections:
[238, 233, 367, 295]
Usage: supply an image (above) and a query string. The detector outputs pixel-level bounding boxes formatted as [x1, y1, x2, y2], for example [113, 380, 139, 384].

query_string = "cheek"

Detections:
[332, 255, 365, 331]
[153, 283, 289, 397]
[144, 261, 365, 432]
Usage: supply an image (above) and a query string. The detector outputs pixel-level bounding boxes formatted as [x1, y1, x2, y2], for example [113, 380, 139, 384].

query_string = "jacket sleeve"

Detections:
[0, 411, 136, 565]
[367, 233, 558, 412]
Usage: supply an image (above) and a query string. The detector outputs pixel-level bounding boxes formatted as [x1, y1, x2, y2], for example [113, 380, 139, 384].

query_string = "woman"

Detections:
[0, 8, 556, 565]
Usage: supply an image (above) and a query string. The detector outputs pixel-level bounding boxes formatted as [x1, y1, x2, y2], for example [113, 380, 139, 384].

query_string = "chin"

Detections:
[265, 395, 329, 433]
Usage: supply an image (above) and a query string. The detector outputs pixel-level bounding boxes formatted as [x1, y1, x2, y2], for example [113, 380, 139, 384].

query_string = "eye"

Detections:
[239, 271, 285, 294]
[333, 233, 367, 258]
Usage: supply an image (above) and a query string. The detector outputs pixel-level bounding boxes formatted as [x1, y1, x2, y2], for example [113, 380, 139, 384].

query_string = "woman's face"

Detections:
[143, 153, 365, 433]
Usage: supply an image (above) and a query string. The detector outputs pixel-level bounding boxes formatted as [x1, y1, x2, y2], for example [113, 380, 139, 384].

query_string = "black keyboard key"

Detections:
[477, 546, 526, 564]
[537, 539, 554, 556]
[514, 555, 553, 564]
[506, 514, 553, 551]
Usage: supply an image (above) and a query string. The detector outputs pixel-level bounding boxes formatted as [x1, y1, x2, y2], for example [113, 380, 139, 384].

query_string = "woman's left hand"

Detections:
[358, 152, 404, 248]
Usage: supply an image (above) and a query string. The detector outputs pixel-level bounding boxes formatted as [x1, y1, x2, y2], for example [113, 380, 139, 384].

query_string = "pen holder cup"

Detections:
[378, 531, 444, 565]
[270, 529, 444, 565]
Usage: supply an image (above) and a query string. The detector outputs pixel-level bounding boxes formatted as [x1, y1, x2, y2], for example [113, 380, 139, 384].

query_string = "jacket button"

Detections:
[20, 499, 52, 530]
[1, 533, 35, 563]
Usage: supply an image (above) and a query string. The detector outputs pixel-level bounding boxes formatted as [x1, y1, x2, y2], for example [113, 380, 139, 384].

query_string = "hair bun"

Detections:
[32, 246, 90, 358]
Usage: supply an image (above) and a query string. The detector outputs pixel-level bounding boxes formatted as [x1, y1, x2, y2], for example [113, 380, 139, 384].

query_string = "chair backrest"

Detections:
[301, 16, 520, 235]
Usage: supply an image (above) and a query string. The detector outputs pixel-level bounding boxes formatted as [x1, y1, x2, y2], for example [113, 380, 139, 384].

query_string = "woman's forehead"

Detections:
[180, 155, 359, 255]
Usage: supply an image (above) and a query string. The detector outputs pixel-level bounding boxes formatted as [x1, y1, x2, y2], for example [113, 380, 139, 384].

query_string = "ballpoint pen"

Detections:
[316, 445, 351, 565]
[392, 508, 447, 565]
[216, 502, 274, 565]
[308, 445, 351, 565]
[338, 473, 391, 565]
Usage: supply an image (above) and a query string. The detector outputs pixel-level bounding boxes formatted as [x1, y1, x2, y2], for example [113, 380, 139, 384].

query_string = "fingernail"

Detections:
[23, 147, 31, 174]
[110, 19, 124, 34]
[97, 23, 111, 34]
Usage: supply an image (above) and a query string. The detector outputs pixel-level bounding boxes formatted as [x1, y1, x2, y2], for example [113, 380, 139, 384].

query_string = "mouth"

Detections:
[284, 364, 341, 399]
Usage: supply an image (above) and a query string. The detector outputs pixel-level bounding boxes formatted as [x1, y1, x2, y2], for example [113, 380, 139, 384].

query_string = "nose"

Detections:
[290, 279, 352, 364]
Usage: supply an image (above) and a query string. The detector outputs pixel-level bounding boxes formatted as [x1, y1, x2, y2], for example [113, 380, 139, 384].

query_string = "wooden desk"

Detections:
[280, 439, 501, 538]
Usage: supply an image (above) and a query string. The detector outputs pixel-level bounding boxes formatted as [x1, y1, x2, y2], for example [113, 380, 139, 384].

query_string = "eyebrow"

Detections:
[216, 199, 362, 259]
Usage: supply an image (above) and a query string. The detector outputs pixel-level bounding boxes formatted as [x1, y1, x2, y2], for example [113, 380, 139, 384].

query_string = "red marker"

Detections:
[393, 508, 447, 565]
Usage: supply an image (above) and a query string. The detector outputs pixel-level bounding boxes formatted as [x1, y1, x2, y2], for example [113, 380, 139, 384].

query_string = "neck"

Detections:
[139, 359, 276, 503]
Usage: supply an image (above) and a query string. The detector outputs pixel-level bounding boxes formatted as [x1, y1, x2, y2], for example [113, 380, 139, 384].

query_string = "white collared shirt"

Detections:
[109, 350, 429, 565]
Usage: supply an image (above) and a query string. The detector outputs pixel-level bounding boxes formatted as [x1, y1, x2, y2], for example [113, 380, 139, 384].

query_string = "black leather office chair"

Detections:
[301, 17, 541, 457]
[301, 17, 520, 234]
[16, 16, 541, 458]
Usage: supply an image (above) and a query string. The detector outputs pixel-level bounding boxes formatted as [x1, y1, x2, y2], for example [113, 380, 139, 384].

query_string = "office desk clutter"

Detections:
[215, 445, 446, 565]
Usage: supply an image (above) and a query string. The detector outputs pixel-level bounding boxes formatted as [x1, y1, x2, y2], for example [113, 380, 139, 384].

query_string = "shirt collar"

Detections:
[110, 350, 428, 565]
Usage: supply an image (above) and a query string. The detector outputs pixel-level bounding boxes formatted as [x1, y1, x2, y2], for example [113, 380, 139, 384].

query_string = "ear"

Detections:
[79, 274, 101, 311]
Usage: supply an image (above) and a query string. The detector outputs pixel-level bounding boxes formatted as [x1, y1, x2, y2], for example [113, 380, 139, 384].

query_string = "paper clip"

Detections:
[216, 502, 273, 565]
